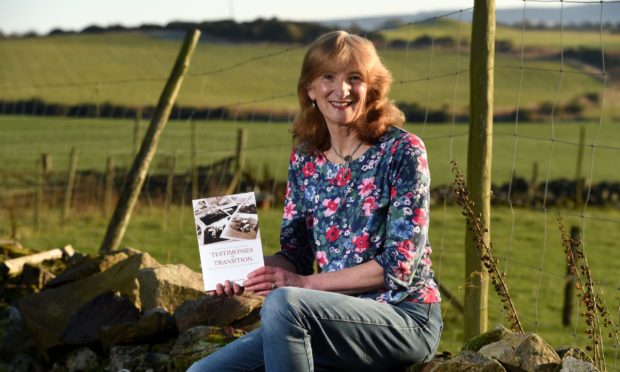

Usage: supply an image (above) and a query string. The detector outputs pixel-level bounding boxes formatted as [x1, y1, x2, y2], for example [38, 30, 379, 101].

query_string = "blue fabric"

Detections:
[187, 287, 443, 371]
[278, 127, 440, 304]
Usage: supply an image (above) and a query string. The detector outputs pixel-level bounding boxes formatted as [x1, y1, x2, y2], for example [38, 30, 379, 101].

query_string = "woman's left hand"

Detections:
[243, 266, 308, 296]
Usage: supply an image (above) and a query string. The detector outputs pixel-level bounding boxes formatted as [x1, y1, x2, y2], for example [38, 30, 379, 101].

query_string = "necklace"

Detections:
[331, 142, 364, 168]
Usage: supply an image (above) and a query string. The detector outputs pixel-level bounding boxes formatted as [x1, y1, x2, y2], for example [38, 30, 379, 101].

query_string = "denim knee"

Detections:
[260, 287, 302, 329]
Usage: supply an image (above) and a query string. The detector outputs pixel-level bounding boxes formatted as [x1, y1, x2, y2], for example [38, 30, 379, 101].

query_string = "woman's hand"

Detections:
[208, 280, 244, 297]
[243, 266, 308, 296]
[207, 254, 299, 297]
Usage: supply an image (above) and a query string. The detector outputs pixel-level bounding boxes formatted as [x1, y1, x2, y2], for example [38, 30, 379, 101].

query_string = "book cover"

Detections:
[192, 192, 264, 291]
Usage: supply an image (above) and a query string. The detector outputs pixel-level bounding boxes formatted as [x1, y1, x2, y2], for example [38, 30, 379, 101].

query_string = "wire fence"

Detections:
[1, 0, 619, 367]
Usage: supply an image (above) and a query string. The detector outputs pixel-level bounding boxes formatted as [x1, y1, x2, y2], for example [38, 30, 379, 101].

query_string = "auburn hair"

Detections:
[291, 30, 405, 154]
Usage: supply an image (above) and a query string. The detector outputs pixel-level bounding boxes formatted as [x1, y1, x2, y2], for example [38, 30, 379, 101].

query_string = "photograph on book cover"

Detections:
[192, 192, 264, 290]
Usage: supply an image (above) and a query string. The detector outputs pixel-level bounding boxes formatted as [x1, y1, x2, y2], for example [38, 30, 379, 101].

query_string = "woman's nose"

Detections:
[335, 78, 351, 96]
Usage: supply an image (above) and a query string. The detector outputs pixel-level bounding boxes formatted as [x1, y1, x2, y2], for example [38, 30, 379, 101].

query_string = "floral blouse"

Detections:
[277, 126, 441, 304]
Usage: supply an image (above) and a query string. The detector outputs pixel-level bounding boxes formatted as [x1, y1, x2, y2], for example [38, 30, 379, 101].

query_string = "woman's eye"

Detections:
[349, 75, 362, 83]
[322, 74, 334, 81]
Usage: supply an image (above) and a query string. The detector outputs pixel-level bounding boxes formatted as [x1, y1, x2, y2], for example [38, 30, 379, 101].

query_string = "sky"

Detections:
[0, 0, 563, 35]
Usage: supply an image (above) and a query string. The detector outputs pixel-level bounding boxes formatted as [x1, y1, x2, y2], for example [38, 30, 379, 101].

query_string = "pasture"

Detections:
[1, 116, 619, 187]
[0, 30, 615, 119]
[2, 202, 619, 360]
[1, 16, 619, 367]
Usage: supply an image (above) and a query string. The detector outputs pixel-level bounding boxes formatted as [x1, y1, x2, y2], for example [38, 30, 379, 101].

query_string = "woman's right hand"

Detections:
[209, 280, 244, 297]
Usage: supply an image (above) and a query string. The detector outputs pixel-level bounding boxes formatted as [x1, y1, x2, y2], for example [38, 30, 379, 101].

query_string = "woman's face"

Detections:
[307, 68, 368, 128]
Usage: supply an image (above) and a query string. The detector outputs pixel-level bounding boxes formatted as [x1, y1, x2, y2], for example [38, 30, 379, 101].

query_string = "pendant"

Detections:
[344, 155, 352, 163]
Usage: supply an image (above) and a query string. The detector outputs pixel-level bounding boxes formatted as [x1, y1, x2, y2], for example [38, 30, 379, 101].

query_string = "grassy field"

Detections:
[1, 116, 619, 187]
[1, 21, 619, 368]
[2, 202, 619, 365]
[0, 31, 614, 118]
[380, 18, 620, 50]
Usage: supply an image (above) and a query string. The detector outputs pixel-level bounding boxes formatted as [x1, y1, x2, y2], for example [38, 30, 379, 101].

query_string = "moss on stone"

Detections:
[462, 324, 514, 352]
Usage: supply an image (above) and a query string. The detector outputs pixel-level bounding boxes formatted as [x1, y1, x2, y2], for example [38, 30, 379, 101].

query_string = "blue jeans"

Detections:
[187, 287, 442, 372]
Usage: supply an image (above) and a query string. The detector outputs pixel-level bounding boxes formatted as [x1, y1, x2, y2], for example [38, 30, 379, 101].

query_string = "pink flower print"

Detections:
[326, 226, 340, 242]
[335, 167, 351, 187]
[357, 177, 376, 197]
[422, 245, 432, 265]
[302, 162, 316, 177]
[362, 196, 376, 216]
[390, 143, 398, 155]
[285, 183, 292, 199]
[316, 251, 328, 268]
[322, 198, 340, 217]
[417, 156, 428, 174]
[420, 286, 439, 303]
[283, 202, 296, 220]
[390, 186, 397, 199]
[315, 152, 326, 166]
[412, 208, 427, 227]
[395, 261, 412, 281]
[396, 240, 415, 261]
[407, 134, 425, 151]
[353, 233, 370, 253]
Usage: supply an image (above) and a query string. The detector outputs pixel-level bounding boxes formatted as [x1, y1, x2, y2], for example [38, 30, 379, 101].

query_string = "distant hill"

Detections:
[318, 4, 620, 31]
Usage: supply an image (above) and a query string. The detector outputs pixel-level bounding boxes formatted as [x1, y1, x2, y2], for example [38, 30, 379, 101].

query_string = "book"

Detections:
[192, 191, 264, 291]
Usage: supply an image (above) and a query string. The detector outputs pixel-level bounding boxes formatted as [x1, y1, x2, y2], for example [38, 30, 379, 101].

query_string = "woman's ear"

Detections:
[307, 89, 315, 101]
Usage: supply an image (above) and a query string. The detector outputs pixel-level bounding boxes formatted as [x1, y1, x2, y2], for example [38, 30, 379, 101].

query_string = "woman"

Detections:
[188, 30, 442, 372]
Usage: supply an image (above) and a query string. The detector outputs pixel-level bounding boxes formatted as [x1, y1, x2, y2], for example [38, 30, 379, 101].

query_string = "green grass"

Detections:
[0, 31, 614, 118]
[1, 116, 619, 188]
[2, 203, 619, 365]
[379, 18, 620, 51]
[1, 24, 619, 368]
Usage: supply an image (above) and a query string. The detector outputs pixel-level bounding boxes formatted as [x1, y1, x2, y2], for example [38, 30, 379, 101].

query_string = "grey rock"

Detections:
[431, 350, 506, 372]
[20, 263, 55, 289]
[45, 247, 158, 288]
[174, 293, 263, 333]
[462, 325, 515, 352]
[100, 307, 177, 349]
[104, 344, 171, 371]
[65, 347, 101, 371]
[105, 344, 149, 371]
[559, 356, 598, 372]
[0, 304, 34, 360]
[556, 346, 593, 364]
[478, 332, 561, 372]
[137, 263, 205, 313]
[18, 252, 159, 349]
[7, 353, 45, 372]
[60, 291, 140, 345]
[171, 325, 245, 371]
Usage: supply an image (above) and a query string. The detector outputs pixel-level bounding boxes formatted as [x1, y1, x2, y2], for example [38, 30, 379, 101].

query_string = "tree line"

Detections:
[5, 18, 374, 44]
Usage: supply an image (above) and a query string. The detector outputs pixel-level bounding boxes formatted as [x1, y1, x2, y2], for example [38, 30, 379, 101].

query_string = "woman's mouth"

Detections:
[329, 100, 354, 109]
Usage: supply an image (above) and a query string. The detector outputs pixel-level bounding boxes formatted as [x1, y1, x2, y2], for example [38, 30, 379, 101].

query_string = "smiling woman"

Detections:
[188, 30, 442, 372]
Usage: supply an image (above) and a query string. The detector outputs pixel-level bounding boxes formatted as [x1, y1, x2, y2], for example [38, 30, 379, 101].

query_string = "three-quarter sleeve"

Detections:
[374, 134, 431, 292]
[276, 150, 316, 275]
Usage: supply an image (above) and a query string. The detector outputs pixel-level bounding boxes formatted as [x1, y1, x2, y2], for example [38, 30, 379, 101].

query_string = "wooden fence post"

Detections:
[464, 0, 495, 341]
[33, 159, 42, 232]
[191, 120, 198, 199]
[133, 109, 142, 157]
[33, 154, 52, 232]
[528, 161, 539, 205]
[103, 157, 115, 216]
[61, 148, 79, 225]
[99, 29, 201, 254]
[163, 154, 176, 230]
[226, 128, 247, 195]
[563, 125, 586, 325]
[574, 125, 586, 208]
[562, 226, 580, 326]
